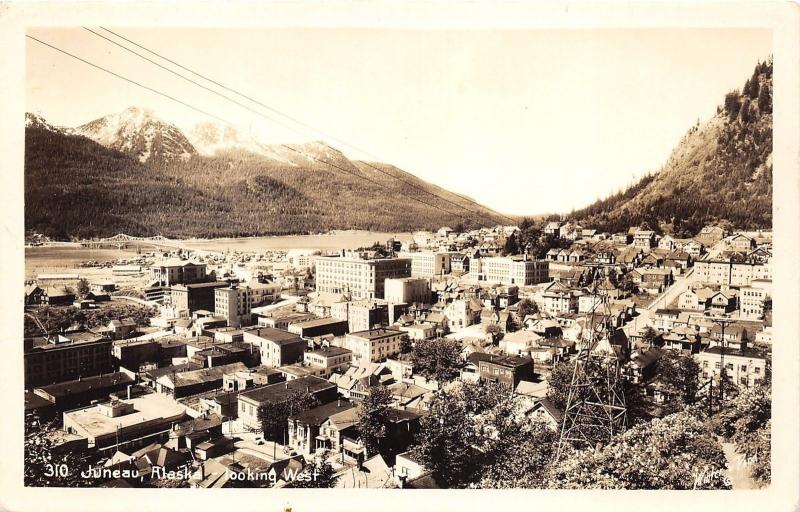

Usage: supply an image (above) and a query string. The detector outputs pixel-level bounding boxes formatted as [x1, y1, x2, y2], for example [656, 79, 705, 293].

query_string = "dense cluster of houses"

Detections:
[23, 222, 773, 488]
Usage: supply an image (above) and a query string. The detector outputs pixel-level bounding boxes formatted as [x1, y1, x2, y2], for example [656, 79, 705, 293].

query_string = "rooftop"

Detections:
[244, 327, 303, 345]
[63, 393, 187, 439]
[349, 328, 405, 340]
[34, 372, 134, 398]
[238, 376, 335, 405]
[289, 399, 355, 426]
[307, 346, 352, 357]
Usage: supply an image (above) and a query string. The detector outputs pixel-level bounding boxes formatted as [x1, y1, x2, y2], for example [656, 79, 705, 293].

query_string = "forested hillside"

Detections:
[569, 59, 772, 236]
[25, 123, 503, 239]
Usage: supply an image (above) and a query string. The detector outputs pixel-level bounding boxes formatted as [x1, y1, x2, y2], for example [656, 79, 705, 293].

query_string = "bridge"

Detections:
[80, 233, 188, 250]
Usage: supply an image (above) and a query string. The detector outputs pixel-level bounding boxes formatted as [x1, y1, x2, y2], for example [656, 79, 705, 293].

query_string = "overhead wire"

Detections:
[92, 27, 515, 226]
[27, 34, 478, 223]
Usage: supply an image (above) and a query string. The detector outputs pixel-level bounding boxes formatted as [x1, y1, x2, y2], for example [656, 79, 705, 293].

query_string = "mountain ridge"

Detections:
[24, 110, 505, 239]
[567, 59, 773, 236]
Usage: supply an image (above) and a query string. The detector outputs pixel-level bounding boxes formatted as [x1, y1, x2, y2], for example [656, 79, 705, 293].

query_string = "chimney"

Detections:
[338, 399, 342, 407]
[127, 384, 132, 400]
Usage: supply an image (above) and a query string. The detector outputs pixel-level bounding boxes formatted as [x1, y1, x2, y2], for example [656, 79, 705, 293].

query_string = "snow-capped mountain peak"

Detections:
[74, 106, 196, 165]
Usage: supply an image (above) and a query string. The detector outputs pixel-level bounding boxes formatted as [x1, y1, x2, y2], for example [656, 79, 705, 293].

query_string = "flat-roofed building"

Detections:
[476, 354, 535, 388]
[24, 332, 113, 389]
[694, 259, 772, 286]
[397, 251, 451, 278]
[315, 255, 411, 300]
[237, 376, 337, 429]
[150, 259, 207, 287]
[481, 257, 549, 286]
[288, 317, 349, 338]
[169, 281, 229, 314]
[695, 346, 767, 390]
[304, 346, 353, 377]
[384, 277, 431, 305]
[214, 284, 254, 328]
[62, 393, 188, 451]
[257, 311, 316, 330]
[344, 328, 408, 365]
[242, 327, 305, 368]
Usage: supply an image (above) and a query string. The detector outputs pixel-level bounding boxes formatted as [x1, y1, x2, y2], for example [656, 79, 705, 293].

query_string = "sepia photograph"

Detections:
[1, 1, 799, 510]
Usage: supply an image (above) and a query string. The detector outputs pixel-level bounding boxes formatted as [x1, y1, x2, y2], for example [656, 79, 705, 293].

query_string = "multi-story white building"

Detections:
[397, 251, 451, 278]
[150, 259, 207, 287]
[214, 284, 254, 328]
[739, 280, 771, 319]
[695, 346, 767, 389]
[344, 328, 407, 365]
[481, 257, 549, 286]
[384, 277, 431, 305]
[303, 346, 353, 377]
[315, 256, 411, 300]
[694, 259, 772, 286]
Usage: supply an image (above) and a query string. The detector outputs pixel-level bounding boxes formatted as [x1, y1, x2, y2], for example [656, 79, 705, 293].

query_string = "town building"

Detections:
[480, 257, 549, 286]
[150, 259, 208, 287]
[168, 281, 229, 314]
[303, 346, 353, 377]
[62, 393, 188, 452]
[384, 277, 431, 305]
[694, 259, 772, 286]
[695, 346, 767, 389]
[237, 376, 338, 429]
[242, 327, 306, 368]
[315, 255, 411, 299]
[214, 284, 254, 328]
[344, 328, 408, 365]
[24, 332, 113, 388]
[397, 251, 451, 277]
[475, 354, 535, 388]
[287, 317, 349, 338]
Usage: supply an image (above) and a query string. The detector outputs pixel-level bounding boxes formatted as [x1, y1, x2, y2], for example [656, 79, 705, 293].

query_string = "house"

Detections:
[696, 225, 727, 246]
[530, 398, 564, 430]
[43, 287, 76, 306]
[653, 309, 682, 331]
[633, 230, 656, 249]
[287, 399, 357, 456]
[683, 241, 705, 257]
[25, 284, 45, 305]
[623, 347, 664, 384]
[677, 287, 715, 311]
[106, 318, 137, 340]
[661, 330, 701, 354]
[500, 330, 543, 356]
[709, 323, 750, 350]
[727, 233, 756, 252]
[328, 364, 394, 399]
[658, 235, 677, 251]
[544, 221, 565, 237]
[635, 268, 673, 294]
[708, 289, 738, 315]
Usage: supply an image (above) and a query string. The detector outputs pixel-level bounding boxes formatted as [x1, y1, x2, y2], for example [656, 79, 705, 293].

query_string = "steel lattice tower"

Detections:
[556, 268, 628, 457]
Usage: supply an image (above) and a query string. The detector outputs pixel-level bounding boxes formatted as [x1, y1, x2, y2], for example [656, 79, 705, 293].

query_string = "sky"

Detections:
[26, 28, 772, 216]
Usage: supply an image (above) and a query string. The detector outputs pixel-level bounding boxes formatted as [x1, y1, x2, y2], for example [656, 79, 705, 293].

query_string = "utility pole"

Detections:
[711, 316, 735, 404]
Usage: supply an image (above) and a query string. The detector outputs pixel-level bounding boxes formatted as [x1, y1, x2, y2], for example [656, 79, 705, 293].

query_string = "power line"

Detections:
[93, 27, 514, 226]
[26, 34, 471, 222]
